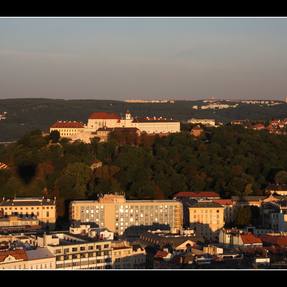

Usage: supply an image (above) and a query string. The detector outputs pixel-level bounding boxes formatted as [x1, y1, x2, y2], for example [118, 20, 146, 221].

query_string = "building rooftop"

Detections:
[89, 112, 120, 120]
[50, 121, 84, 129]
[212, 199, 234, 206]
[231, 196, 266, 201]
[26, 247, 54, 260]
[240, 233, 262, 245]
[189, 202, 224, 208]
[0, 249, 28, 263]
[132, 118, 178, 123]
[174, 191, 220, 198]
[0, 197, 55, 206]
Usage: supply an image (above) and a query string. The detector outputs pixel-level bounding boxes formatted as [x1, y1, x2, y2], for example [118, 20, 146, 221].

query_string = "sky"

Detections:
[1, 17, 287, 101]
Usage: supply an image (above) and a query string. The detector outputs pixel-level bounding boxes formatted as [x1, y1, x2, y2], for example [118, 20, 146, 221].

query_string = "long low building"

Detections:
[0, 197, 56, 230]
[49, 111, 180, 143]
[0, 248, 56, 270]
[70, 194, 183, 236]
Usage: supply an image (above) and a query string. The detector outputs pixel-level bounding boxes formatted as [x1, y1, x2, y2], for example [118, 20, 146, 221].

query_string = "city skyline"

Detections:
[1, 17, 287, 100]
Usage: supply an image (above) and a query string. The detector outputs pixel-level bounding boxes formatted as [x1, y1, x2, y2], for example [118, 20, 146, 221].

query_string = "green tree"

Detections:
[234, 206, 252, 227]
[275, 170, 287, 185]
[49, 130, 60, 143]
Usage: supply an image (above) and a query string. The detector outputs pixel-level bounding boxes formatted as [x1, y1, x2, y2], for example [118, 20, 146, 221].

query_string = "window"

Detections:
[72, 247, 78, 252]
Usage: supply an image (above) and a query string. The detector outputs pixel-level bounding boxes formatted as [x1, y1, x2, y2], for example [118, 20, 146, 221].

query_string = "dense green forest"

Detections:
[1, 98, 287, 141]
[1, 126, 287, 217]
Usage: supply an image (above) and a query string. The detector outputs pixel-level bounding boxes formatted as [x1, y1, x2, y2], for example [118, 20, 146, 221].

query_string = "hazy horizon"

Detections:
[1, 18, 287, 101]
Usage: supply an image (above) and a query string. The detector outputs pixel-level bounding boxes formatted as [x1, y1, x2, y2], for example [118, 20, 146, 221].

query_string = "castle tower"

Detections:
[125, 110, 132, 120]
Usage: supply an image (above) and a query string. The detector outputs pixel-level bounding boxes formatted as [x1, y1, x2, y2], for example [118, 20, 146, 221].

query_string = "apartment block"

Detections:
[70, 194, 183, 235]
[37, 233, 112, 270]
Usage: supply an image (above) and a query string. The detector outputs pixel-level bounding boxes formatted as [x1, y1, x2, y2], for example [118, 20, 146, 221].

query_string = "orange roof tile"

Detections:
[50, 121, 84, 129]
[240, 233, 262, 245]
[213, 199, 233, 206]
[89, 112, 120, 120]
[260, 235, 287, 247]
[0, 249, 28, 263]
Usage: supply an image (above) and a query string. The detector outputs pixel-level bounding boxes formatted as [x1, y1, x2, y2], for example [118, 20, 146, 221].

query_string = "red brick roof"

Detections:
[213, 199, 234, 206]
[89, 112, 121, 120]
[50, 121, 84, 129]
[240, 233, 262, 245]
[174, 191, 220, 198]
[260, 235, 287, 247]
[0, 249, 28, 263]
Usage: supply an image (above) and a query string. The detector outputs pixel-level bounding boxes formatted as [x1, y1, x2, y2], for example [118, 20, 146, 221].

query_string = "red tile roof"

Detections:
[50, 121, 84, 129]
[174, 191, 220, 198]
[260, 235, 287, 247]
[213, 199, 234, 206]
[89, 112, 121, 120]
[240, 233, 262, 245]
[0, 249, 28, 263]
[154, 250, 169, 259]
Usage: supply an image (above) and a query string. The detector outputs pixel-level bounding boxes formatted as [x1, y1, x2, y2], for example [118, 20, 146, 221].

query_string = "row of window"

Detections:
[56, 251, 110, 260]
[192, 209, 221, 213]
[55, 244, 110, 254]
[1, 206, 54, 210]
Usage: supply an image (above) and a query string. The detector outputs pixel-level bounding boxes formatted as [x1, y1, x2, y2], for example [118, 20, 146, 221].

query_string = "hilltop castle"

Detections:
[50, 111, 180, 143]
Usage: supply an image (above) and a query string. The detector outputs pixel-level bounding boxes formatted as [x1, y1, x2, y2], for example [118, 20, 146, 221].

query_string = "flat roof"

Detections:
[26, 248, 55, 260]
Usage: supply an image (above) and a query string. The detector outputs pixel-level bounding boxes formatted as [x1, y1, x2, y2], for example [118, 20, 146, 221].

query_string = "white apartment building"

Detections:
[70, 194, 183, 236]
[36, 232, 113, 270]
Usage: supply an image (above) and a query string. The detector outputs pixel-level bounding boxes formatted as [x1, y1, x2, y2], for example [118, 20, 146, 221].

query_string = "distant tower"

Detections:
[125, 110, 132, 120]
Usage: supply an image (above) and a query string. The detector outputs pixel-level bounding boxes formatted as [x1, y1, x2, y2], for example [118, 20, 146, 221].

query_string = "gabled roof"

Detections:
[0, 249, 28, 263]
[89, 112, 120, 120]
[50, 121, 84, 129]
[240, 233, 262, 245]
[174, 191, 220, 198]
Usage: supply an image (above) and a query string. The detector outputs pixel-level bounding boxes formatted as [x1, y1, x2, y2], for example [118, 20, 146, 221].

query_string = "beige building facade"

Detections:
[188, 202, 225, 241]
[111, 240, 146, 269]
[0, 248, 56, 270]
[0, 197, 56, 229]
[70, 194, 183, 235]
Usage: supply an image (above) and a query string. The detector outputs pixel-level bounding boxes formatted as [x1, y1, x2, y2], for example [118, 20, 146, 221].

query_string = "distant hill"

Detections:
[0, 98, 287, 141]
